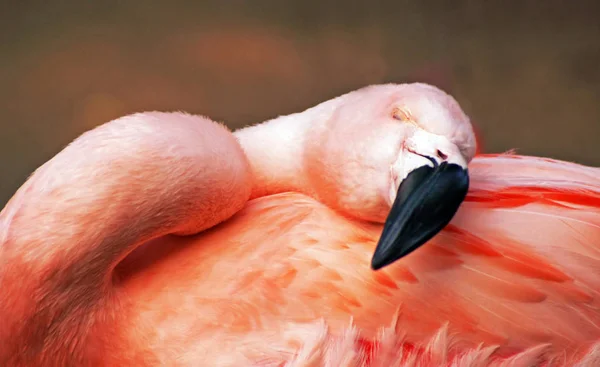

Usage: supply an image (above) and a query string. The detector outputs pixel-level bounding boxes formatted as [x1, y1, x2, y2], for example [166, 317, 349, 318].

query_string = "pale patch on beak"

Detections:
[388, 130, 468, 205]
[388, 149, 434, 206]
[374, 131, 470, 270]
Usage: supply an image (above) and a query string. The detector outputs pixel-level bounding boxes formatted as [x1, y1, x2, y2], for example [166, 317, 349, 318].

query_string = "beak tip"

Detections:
[370, 238, 397, 271]
[370, 256, 384, 271]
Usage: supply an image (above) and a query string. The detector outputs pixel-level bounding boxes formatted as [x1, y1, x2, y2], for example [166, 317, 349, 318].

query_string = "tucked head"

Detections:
[304, 83, 477, 269]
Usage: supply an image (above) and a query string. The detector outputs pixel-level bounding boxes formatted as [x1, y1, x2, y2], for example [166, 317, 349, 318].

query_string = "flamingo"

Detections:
[1, 83, 599, 366]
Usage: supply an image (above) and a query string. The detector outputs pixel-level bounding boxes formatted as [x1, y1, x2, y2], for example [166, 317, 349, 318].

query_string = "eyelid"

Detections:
[392, 107, 416, 125]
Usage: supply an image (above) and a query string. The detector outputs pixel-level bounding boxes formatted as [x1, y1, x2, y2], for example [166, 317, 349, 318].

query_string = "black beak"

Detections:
[371, 161, 469, 270]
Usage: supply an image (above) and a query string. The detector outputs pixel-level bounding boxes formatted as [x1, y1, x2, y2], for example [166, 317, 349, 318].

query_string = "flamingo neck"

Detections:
[0, 113, 253, 363]
[234, 100, 338, 200]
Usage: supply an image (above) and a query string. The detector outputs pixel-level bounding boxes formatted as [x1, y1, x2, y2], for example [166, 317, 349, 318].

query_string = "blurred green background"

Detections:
[1, 1, 599, 206]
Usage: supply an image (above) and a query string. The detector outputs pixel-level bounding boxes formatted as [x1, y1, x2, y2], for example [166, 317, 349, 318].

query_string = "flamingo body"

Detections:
[109, 154, 600, 366]
[1, 84, 600, 366]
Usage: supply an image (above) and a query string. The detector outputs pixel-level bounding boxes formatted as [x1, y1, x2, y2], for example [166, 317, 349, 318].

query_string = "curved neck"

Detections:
[234, 99, 338, 200]
[235, 113, 309, 199]
[0, 112, 252, 364]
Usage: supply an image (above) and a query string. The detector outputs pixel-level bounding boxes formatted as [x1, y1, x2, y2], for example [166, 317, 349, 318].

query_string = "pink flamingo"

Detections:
[1, 83, 599, 366]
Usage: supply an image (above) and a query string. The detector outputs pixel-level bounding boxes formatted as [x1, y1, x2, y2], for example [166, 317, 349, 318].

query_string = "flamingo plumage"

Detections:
[1, 83, 599, 366]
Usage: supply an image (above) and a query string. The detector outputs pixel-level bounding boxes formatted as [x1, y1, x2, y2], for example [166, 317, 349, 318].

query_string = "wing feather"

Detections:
[227, 154, 600, 359]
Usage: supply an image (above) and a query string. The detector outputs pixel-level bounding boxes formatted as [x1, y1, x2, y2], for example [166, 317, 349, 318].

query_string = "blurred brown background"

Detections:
[1, 1, 599, 206]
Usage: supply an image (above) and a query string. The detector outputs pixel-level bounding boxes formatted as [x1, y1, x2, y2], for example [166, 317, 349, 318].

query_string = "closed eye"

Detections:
[392, 107, 413, 123]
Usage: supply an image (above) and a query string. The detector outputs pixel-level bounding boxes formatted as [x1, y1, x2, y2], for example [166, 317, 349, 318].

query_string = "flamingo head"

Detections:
[305, 83, 477, 269]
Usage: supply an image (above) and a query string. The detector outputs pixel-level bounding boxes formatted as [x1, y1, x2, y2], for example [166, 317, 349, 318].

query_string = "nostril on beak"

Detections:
[437, 149, 448, 161]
